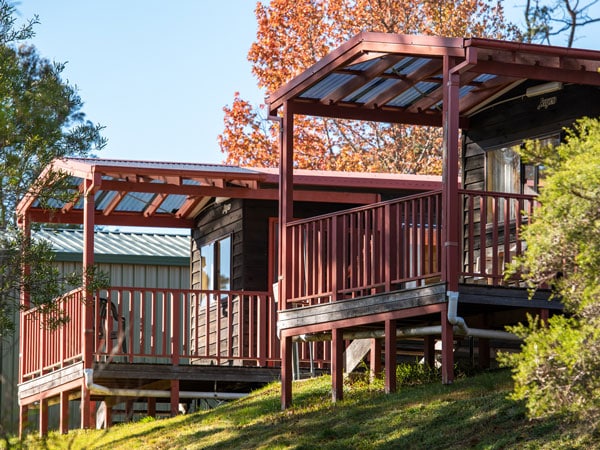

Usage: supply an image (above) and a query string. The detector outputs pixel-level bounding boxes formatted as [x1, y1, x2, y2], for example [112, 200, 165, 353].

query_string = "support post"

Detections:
[423, 335, 436, 368]
[60, 390, 69, 434]
[540, 308, 549, 325]
[369, 338, 382, 382]
[478, 338, 490, 369]
[81, 383, 92, 428]
[148, 398, 156, 418]
[442, 55, 461, 292]
[331, 328, 344, 402]
[81, 177, 97, 429]
[39, 398, 48, 437]
[170, 379, 180, 417]
[19, 404, 28, 439]
[441, 304, 454, 384]
[281, 335, 293, 409]
[278, 101, 295, 409]
[104, 402, 113, 428]
[385, 319, 397, 394]
[18, 214, 31, 386]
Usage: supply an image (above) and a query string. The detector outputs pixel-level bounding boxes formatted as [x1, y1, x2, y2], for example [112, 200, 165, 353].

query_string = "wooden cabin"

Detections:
[266, 33, 600, 407]
[14, 159, 439, 435]
[15, 32, 600, 436]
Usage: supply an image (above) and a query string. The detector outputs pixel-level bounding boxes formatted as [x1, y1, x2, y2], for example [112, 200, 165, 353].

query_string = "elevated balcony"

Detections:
[282, 189, 538, 310]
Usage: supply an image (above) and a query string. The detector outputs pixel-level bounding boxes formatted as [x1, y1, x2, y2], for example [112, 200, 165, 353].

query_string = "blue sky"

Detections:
[16, 1, 263, 164]
[14, 1, 600, 166]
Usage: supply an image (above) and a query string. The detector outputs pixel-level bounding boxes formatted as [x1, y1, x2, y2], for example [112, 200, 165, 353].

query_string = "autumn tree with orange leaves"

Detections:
[219, 0, 519, 174]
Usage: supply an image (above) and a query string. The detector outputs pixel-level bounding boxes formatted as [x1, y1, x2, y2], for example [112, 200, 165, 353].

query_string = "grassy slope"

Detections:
[12, 370, 600, 449]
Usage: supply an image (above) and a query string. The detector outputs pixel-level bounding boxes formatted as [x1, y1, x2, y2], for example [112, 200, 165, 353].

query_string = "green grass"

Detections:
[6, 369, 600, 449]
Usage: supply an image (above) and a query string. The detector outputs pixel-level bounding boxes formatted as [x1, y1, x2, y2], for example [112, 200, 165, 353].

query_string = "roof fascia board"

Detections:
[469, 60, 600, 86]
[466, 37, 600, 61]
[27, 210, 195, 228]
[287, 99, 470, 128]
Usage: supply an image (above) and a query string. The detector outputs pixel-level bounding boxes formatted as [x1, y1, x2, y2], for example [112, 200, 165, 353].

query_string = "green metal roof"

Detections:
[34, 228, 190, 266]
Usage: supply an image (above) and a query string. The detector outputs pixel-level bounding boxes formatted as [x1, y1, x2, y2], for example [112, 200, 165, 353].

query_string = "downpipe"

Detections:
[83, 368, 248, 400]
[447, 291, 468, 334]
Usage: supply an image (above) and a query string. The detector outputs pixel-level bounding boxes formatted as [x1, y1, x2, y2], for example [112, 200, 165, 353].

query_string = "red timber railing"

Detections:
[460, 189, 538, 286]
[20, 287, 330, 382]
[93, 288, 278, 366]
[284, 189, 539, 306]
[21, 287, 85, 382]
[286, 191, 443, 306]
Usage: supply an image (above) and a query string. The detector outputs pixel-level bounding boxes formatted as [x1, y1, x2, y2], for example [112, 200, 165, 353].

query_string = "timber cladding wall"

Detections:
[190, 199, 361, 293]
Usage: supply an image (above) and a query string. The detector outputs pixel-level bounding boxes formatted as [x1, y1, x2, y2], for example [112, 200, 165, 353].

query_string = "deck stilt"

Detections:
[19, 404, 28, 438]
[424, 335, 436, 368]
[384, 319, 397, 393]
[441, 305, 454, 384]
[170, 379, 180, 417]
[39, 398, 48, 437]
[81, 384, 92, 428]
[60, 390, 69, 434]
[281, 335, 293, 409]
[332, 328, 344, 402]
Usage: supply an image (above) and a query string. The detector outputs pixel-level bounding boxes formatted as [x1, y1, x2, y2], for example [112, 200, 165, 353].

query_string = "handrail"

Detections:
[459, 189, 538, 286]
[20, 287, 331, 382]
[286, 190, 443, 306]
[21, 287, 85, 381]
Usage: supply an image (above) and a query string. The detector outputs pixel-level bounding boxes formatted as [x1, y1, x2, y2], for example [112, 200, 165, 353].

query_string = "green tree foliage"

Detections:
[500, 117, 600, 421]
[0, 1, 107, 335]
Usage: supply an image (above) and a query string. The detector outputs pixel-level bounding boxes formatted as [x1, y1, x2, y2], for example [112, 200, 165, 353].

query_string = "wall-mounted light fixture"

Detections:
[525, 81, 563, 98]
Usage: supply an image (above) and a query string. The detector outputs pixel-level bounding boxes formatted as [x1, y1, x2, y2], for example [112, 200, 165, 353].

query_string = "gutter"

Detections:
[83, 369, 247, 401]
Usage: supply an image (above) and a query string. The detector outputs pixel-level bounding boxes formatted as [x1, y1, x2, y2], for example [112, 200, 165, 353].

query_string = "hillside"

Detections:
[10, 369, 599, 449]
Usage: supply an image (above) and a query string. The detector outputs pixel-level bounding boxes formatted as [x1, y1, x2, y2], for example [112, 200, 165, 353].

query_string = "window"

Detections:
[486, 136, 556, 221]
[200, 235, 231, 291]
[486, 136, 557, 196]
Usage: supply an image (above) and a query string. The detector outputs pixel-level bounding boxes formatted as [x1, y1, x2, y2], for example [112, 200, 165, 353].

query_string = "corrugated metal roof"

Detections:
[34, 228, 190, 266]
[66, 158, 262, 175]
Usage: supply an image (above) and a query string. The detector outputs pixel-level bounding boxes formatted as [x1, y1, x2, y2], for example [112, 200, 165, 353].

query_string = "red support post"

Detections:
[331, 328, 344, 402]
[441, 304, 454, 384]
[478, 338, 490, 369]
[60, 390, 69, 434]
[423, 335, 436, 368]
[18, 214, 31, 386]
[279, 101, 295, 409]
[81, 382, 92, 429]
[170, 379, 180, 417]
[148, 398, 156, 418]
[82, 177, 97, 429]
[281, 334, 293, 410]
[442, 55, 461, 291]
[385, 319, 397, 394]
[19, 404, 28, 438]
[39, 398, 48, 437]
